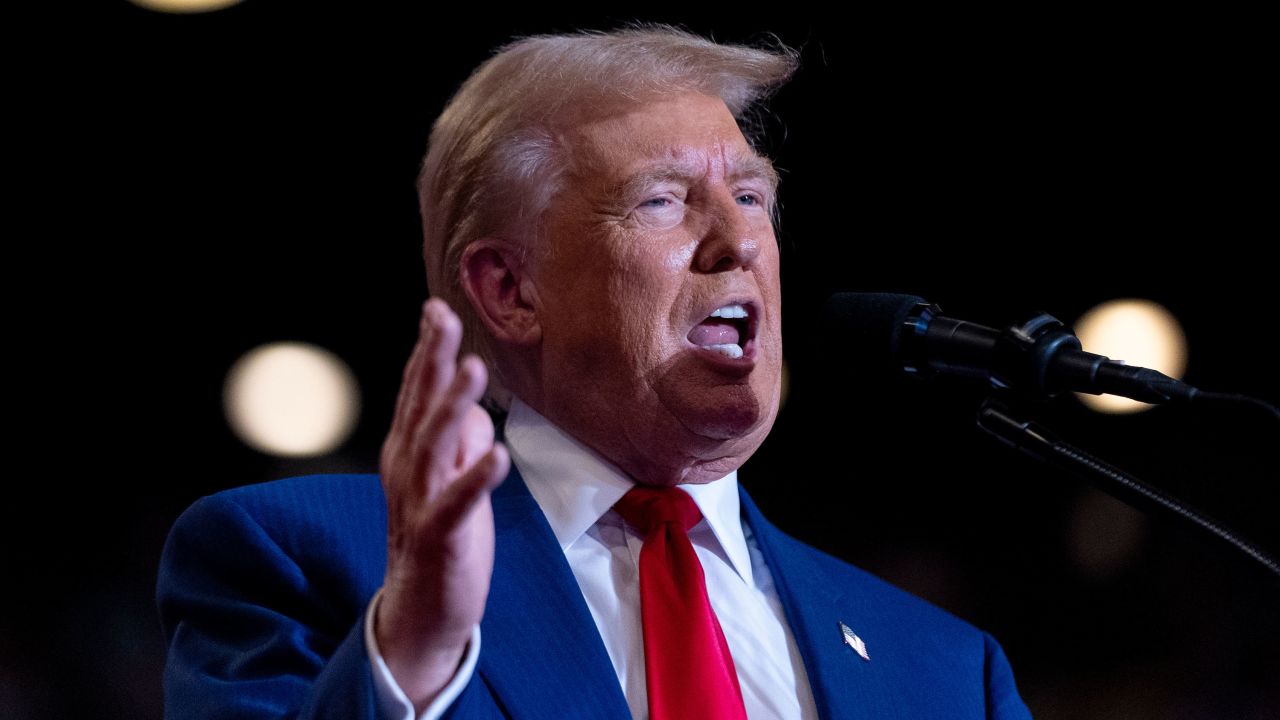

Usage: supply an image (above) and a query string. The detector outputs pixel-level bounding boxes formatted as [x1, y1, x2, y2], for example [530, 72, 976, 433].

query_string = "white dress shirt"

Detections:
[367, 396, 819, 720]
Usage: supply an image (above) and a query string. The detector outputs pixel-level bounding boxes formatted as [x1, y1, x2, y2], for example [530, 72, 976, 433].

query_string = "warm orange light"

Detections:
[129, 0, 245, 14]
[1073, 299, 1187, 414]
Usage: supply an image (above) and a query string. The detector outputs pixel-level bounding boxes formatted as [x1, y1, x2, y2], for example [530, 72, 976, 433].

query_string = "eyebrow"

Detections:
[607, 152, 780, 206]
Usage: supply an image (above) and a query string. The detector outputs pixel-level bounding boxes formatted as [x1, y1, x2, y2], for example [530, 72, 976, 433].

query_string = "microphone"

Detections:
[823, 292, 1199, 404]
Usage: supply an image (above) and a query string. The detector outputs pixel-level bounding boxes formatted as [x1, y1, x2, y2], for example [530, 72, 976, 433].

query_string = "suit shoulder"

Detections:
[215, 472, 385, 516]
[177, 473, 382, 536]
[762, 521, 986, 642]
[163, 474, 388, 604]
[745, 505, 1033, 718]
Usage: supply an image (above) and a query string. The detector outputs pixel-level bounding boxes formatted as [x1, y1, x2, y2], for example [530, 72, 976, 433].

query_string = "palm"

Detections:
[376, 299, 509, 709]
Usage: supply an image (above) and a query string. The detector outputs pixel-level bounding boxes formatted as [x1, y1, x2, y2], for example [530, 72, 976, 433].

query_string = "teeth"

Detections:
[707, 343, 743, 359]
[709, 303, 748, 319]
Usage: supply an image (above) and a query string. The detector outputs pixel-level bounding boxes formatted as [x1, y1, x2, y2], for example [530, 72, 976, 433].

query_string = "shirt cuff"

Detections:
[364, 588, 482, 720]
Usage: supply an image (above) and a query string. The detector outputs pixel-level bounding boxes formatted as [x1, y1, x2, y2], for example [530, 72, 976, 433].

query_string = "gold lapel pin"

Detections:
[839, 621, 870, 662]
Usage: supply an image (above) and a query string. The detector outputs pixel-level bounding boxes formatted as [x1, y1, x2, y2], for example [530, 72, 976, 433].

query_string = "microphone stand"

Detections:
[976, 397, 1280, 579]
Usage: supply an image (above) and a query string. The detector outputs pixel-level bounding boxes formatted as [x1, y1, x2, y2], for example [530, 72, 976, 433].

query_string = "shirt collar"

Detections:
[503, 396, 754, 587]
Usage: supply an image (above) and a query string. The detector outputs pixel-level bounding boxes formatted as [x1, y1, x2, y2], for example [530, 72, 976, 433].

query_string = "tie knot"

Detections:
[613, 485, 703, 535]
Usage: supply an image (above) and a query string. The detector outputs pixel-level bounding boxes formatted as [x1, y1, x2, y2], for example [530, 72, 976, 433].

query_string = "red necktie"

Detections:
[613, 486, 748, 720]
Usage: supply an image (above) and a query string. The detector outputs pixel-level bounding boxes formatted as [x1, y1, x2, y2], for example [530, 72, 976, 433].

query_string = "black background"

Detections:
[11, 4, 1277, 719]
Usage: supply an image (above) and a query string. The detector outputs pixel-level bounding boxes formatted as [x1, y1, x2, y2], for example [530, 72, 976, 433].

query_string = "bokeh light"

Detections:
[1067, 488, 1148, 578]
[1073, 299, 1187, 414]
[129, 0, 245, 14]
[223, 342, 361, 457]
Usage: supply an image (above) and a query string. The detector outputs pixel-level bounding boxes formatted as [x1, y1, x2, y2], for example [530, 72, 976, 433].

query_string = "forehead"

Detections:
[561, 92, 762, 182]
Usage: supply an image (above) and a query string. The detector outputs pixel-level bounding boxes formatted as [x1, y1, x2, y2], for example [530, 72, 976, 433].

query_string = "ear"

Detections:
[459, 240, 542, 347]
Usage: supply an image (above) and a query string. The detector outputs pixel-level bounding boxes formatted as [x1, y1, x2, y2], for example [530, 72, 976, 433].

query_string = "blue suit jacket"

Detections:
[158, 470, 1032, 719]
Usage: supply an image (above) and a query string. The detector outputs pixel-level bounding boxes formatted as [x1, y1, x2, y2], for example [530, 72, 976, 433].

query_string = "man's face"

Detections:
[527, 92, 783, 486]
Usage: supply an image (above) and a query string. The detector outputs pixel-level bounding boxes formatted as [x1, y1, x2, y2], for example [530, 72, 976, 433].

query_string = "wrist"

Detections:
[374, 591, 473, 711]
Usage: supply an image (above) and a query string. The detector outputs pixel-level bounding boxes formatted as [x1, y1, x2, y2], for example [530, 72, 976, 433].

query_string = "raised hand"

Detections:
[374, 298, 510, 711]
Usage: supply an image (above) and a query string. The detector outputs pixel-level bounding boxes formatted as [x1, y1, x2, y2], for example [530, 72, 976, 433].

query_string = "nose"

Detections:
[692, 190, 764, 274]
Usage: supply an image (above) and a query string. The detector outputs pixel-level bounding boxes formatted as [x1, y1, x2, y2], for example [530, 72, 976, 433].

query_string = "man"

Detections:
[159, 27, 1033, 719]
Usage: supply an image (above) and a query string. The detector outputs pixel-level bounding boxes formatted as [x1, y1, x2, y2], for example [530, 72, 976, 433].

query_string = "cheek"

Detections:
[608, 248, 689, 326]
[664, 241, 696, 272]
[609, 231, 692, 284]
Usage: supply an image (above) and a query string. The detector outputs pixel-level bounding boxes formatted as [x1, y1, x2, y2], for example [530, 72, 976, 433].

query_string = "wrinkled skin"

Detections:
[526, 91, 784, 486]
[376, 92, 784, 711]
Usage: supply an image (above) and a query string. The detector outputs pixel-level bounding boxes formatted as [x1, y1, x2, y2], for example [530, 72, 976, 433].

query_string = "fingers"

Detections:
[455, 404, 496, 469]
[411, 354, 489, 497]
[431, 443, 510, 535]
[383, 297, 496, 513]
[377, 297, 502, 669]
[391, 299, 463, 440]
[388, 302, 433, 438]
[422, 300, 464, 413]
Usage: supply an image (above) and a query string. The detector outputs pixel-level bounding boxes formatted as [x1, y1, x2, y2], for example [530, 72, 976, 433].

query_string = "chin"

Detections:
[689, 404, 763, 441]
[673, 384, 777, 445]
[651, 351, 781, 449]
[631, 385, 780, 486]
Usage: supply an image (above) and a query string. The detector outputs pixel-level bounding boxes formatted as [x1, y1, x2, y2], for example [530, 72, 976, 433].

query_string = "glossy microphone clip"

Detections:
[823, 292, 1199, 404]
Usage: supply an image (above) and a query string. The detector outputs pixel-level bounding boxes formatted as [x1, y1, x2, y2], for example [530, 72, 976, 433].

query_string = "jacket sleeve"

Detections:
[157, 493, 387, 720]
[983, 632, 1034, 720]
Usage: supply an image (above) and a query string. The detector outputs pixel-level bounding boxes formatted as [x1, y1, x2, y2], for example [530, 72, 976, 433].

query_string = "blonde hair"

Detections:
[417, 25, 798, 407]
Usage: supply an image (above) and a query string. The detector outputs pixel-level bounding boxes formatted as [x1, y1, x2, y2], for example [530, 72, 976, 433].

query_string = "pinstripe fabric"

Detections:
[159, 471, 1032, 720]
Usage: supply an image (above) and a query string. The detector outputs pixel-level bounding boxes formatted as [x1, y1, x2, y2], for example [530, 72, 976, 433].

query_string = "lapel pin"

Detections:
[839, 621, 870, 662]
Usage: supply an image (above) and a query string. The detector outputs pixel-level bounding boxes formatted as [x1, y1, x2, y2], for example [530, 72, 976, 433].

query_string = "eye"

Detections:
[736, 193, 763, 207]
[640, 197, 673, 208]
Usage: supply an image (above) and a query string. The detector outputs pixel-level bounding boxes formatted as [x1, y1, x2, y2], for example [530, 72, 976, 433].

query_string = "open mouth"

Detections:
[686, 302, 758, 360]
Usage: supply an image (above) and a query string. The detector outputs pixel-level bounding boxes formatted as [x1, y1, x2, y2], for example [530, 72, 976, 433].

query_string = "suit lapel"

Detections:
[738, 486, 895, 720]
[479, 467, 633, 720]
[477, 466, 898, 720]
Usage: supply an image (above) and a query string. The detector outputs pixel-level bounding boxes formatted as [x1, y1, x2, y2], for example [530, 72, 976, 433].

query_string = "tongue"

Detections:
[688, 318, 741, 347]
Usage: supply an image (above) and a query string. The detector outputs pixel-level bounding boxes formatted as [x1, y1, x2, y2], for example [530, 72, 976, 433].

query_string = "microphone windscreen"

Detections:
[821, 292, 923, 378]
